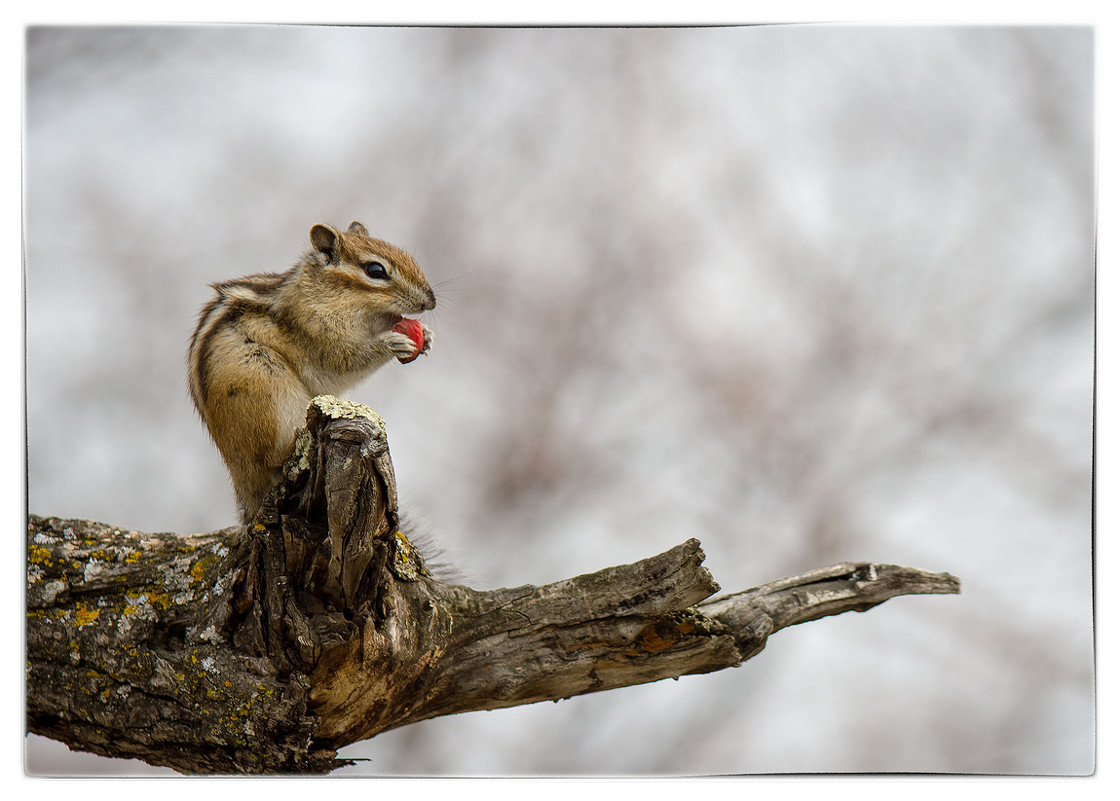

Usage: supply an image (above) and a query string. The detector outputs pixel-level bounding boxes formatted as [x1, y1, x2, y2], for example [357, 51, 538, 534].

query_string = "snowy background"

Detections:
[24, 25, 1094, 775]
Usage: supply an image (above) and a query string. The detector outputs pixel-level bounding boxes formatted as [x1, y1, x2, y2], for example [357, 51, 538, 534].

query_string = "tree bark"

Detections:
[25, 395, 961, 774]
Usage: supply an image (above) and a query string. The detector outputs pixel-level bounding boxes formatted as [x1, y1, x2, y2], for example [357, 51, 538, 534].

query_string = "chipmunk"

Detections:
[188, 221, 435, 523]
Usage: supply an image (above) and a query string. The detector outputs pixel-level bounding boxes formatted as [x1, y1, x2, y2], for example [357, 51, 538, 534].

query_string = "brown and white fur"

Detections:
[188, 221, 435, 522]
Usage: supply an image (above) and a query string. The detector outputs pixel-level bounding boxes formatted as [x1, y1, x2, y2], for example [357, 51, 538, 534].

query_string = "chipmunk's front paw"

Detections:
[382, 331, 421, 361]
[383, 318, 432, 364]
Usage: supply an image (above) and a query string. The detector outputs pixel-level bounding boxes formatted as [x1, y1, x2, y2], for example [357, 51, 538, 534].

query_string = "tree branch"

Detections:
[25, 395, 960, 774]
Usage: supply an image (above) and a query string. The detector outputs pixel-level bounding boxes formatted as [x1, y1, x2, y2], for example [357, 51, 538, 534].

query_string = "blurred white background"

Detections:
[23, 25, 1093, 775]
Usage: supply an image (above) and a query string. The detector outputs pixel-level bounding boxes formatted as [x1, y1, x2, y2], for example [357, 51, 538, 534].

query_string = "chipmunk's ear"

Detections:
[347, 221, 369, 237]
[310, 224, 341, 261]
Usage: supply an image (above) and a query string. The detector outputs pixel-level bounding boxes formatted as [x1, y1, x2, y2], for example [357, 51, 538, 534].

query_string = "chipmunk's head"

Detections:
[307, 221, 436, 327]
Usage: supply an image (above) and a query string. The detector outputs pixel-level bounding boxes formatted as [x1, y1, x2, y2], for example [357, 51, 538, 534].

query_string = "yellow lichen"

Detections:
[124, 587, 172, 612]
[73, 603, 100, 627]
[392, 529, 429, 580]
[189, 553, 220, 585]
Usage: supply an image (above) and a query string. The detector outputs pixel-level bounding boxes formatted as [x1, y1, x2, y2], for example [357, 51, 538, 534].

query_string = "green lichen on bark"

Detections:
[25, 515, 339, 774]
[308, 393, 385, 428]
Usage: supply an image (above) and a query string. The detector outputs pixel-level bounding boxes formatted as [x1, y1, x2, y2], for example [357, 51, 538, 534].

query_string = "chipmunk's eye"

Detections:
[363, 261, 389, 281]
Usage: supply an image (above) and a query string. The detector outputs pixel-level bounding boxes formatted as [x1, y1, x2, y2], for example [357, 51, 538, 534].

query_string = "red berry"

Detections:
[392, 317, 425, 363]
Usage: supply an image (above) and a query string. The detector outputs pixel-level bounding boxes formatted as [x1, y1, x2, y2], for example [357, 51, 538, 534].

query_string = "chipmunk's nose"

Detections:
[422, 287, 437, 311]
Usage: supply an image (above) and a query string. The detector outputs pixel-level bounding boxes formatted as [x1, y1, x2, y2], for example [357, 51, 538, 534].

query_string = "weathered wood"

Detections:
[25, 518, 332, 773]
[25, 395, 961, 774]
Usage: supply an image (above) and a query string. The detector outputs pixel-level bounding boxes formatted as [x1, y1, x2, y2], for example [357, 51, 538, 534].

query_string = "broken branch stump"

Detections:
[25, 395, 961, 774]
